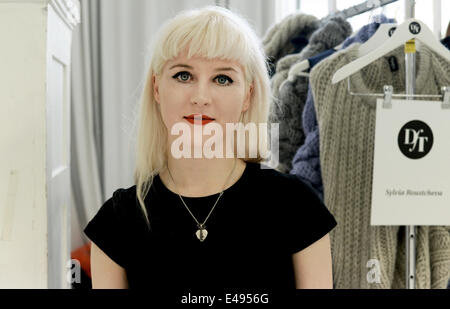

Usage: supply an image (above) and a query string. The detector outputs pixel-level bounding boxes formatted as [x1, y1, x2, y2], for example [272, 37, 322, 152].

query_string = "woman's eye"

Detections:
[172, 72, 233, 86]
[173, 71, 191, 82]
[215, 75, 233, 86]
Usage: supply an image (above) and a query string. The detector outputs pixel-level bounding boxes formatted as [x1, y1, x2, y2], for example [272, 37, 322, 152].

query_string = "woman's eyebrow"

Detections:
[169, 64, 238, 73]
[169, 64, 193, 70]
[214, 67, 238, 73]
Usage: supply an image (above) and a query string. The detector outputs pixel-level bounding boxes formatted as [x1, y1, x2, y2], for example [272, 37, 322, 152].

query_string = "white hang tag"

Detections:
[371, 98, 450, 225]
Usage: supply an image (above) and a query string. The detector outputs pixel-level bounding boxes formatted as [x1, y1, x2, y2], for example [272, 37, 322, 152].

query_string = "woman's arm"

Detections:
[292, 233, 333, 289]
[90, 242, 129, 289]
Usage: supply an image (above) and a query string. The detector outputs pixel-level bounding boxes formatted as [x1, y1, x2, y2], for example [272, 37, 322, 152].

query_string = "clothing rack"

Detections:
[340, 0, 418, 289]
[404, 0, 416, 290]
[342, 0, 418, 290]
[214, 0, 230, 9]
[321, 0, 399, 23]
[338, 0, 398, 19]
[319, 0, 418, 289]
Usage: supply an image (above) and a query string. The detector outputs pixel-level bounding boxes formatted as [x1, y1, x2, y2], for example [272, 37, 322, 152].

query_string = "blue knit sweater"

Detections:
[290, 16, 396, 200]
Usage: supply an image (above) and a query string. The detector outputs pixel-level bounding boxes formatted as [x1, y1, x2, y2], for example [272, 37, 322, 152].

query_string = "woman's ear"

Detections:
[153, 74, 160, 104]
[242, 83, 253, 112]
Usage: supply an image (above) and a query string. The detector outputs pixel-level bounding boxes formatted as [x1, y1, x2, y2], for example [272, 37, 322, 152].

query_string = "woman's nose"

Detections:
[190, 81, 212, 106]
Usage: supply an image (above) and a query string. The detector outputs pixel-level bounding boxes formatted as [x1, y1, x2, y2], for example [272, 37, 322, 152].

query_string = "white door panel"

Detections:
[46, 3, 72, 289]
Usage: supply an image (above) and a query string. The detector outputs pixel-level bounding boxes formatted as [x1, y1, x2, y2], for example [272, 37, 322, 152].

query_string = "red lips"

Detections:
[184, 114, 215, 125]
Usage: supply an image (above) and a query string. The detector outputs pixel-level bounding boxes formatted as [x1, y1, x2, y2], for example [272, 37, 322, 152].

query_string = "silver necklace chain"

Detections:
[166, 159, 237, 242]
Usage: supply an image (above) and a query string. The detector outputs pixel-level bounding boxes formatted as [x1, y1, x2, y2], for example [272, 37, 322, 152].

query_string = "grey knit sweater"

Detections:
[310, 43, 450, 288]
[269, 17, 352, 173]
[263, 13, 319, 76]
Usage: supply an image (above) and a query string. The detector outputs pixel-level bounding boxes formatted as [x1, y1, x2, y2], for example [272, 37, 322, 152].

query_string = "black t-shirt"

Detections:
[83, 162, 337, 289]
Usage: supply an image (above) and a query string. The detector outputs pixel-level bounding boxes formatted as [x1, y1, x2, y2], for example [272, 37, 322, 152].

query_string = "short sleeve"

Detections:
[83, 189, 131, 268]
[286, 177, 337, 254]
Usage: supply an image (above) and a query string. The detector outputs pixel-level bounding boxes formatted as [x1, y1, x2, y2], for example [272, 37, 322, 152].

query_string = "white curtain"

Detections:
[70, 0, 104, 251]
[70, 0, 276, 251]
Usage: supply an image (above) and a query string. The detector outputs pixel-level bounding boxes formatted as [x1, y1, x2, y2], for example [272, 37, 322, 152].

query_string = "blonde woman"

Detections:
[84, 6, 337, 289]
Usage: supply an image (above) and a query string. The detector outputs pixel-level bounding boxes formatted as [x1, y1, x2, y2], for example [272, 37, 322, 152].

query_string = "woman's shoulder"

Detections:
[112, 184, 137, 200]
[110, 184, 137, 202]
[247, 162, 334, 233]
[99, 184, 154, 230]
[103, 185, 140, 216]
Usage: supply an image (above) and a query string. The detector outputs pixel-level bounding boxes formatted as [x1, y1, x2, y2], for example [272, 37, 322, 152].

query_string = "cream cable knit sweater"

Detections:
[310, 43, 450, 289]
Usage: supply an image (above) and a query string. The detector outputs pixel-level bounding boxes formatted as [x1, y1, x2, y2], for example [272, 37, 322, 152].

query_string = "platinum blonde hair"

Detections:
[134, 5, 272, 229]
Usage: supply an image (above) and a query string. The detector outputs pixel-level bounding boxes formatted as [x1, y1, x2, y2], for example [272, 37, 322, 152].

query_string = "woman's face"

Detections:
[153, 48, 253, 148]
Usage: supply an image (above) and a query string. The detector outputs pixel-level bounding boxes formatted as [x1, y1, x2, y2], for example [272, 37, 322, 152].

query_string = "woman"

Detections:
[84, 5, 337, 289]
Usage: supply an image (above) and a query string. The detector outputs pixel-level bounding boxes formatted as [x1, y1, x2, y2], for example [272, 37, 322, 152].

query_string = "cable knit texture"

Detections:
[268, 17, 352, 173]
[290, 17, 395, 196]
[290, 89, 324, 199]
[263, 13, 319, 77]
[310, 43, 450, 288]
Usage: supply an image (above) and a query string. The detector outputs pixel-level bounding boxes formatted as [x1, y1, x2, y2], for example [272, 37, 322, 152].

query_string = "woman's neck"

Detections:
[158, 158, 246, 197]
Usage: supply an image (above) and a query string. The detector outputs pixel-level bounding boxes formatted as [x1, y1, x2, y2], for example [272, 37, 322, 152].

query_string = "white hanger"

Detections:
[357, 23, 397, 57]
[287, 29, 360, 81]
[287, 60, 310, 81]
[332, 18, 450, 84]
[287, 43, 341, 80]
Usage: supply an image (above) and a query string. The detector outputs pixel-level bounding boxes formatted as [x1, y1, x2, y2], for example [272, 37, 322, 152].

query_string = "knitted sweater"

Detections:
[262, 13, 319, 77]
[268, 17, 352, 173]
[277, 15, 394, 100]
[270, 17, 351, 101]
[310, 43, 450, 288]
[291, 17, 395, 197]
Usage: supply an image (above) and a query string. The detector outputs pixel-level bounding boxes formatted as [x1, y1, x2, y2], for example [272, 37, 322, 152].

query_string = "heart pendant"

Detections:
[196, 228, 208, 242]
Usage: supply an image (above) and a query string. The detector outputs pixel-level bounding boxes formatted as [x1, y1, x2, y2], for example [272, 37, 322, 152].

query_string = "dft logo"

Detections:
[388, 27, 396, 37]
[398, 120, 433, 159]
[409, 22, 421, 35]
